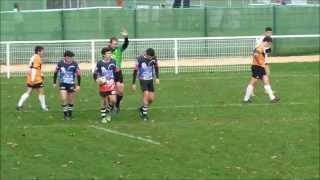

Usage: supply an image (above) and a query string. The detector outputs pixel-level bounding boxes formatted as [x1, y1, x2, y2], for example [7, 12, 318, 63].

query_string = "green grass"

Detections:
[1, 62, 319, 180]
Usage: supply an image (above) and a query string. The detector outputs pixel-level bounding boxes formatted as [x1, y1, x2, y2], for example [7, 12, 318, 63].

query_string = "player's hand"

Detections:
[131, 84, 136, 92]
[75, 85, 80, 92]
[155, 78, 160, 85]
[121, 29, 128, 38]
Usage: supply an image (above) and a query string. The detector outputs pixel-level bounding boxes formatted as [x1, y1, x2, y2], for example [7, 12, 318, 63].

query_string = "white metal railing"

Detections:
[1, 34, 319, 78]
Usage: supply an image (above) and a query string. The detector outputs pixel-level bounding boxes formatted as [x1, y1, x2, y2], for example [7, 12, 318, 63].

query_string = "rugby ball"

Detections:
[96, 77, 107, 85]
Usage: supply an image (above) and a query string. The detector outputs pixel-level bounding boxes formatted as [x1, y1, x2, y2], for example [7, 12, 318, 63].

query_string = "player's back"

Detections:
[27, 54, 43, 84]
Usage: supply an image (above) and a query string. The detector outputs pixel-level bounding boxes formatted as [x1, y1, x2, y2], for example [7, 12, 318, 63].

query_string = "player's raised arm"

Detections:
[121, 29, 129, 51]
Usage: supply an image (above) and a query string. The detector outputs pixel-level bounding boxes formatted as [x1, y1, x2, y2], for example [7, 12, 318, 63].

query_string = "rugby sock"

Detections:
[38, 95, 47, 109]
[264, 85, 275, 100]
[141, 106, 148, 116]
[116, 95, 123, 108]
[68, 104, 74, 117]
[18, 93, 29, 107]
[100, 108, 106, 119]
[244, 84, 254, 101]
[106, 105, 112, 113]
[62, 105, 68, 118]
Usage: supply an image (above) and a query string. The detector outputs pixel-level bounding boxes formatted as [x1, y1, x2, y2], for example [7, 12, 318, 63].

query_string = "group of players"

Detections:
[16, 30, 160, 122]
[16, 27, 279, 123]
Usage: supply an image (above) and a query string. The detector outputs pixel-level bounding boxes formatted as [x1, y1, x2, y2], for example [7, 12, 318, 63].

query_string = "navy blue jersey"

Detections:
[55, 60, 80, 84]
[94, 59, 118, 92]
[135, 55, 159, 80]
[94, 59, 118, 80]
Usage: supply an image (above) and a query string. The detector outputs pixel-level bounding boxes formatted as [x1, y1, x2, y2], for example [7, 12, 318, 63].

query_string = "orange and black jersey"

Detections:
[27, 54, 43, 85]
[252, 45, 266, 68]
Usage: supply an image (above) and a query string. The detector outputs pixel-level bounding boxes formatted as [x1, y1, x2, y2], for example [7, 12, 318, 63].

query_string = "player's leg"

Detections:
[35, 86, 48, 111]
[243, 77, 258, 102]
[262, 75, 279, 103]
[251, 80, 258, 97]
[67, 90, 75, 118]
[147, 80, 155, 105]
[60, 89, 69, 120]
[115, 70, 124, 112]
[17, 87, 33, 110]
[139, 90, 150, 120]
[106, 94, 116, 122]
[100, 94, 108, 123]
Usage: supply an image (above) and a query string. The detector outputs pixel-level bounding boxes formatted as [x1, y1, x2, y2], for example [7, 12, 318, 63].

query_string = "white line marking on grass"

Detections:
[89, 125, 161, 145]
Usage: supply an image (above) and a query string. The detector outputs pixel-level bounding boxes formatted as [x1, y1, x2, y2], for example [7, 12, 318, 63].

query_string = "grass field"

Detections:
[1, 62, 319, 180]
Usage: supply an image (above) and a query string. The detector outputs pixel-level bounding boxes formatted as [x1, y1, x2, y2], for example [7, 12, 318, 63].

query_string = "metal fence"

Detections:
[1, 34, 319, 78]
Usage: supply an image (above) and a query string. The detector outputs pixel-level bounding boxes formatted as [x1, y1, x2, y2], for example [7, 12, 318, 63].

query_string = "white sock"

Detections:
[244, 84, 254, 101]
[264, 85, 275, 100]
[18, 93, 29, 107]
[38, 95, 47, 109]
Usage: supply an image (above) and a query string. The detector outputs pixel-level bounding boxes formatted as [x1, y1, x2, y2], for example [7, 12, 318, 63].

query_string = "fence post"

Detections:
[174, 39, 178, 74]
[91, 40, 95, 73]
[6, 43, 10, 79]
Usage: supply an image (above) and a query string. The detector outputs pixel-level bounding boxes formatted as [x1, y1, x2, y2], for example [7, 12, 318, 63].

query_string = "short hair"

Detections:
[14, 3, 19, 9]
[265, 27, 272, 32]
[64, 50, 75, 57]
[146, 48, 155, 57]
[101, 47, 112, 55]
[263, 36, 273, 43]
[34, 46, 44, 54]
[109, 37, 118, 43]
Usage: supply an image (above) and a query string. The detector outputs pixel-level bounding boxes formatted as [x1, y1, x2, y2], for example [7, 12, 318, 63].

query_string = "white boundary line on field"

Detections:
[89, 125, 161, 145]
[19, 124, 161, 145]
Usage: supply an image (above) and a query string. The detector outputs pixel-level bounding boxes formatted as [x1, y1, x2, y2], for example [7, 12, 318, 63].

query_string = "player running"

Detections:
[108, 30, 129, 113]
[93, 47, 119, 123]
[53, 50, 81, 120]
[252, 27, 273, 97]
[243, 36, 280, 103]
[131, 48, 160, 121]
[16, 46, 48, 111]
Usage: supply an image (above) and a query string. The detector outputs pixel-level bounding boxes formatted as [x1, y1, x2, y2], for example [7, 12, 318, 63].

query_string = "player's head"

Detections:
[265, 27, 273, 36]
[262, 36, 272, 48]
[35, 46, 44, 56]
[64, 50, 75, 62]
[14, 3, 20, 11]
[101, 47, 113, 60]
[109, 37, 118, 49]
[145, 48, 155, 60]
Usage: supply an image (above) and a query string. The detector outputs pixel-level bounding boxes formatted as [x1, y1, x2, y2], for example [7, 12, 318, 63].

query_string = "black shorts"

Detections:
[139, 80, 154, 92]
[251, 65, 266, 80]
[100, 91, 117, 97]
[115, 70, 123, 83]
[27, 83, 43, 89]
[60, 83, 75, 93]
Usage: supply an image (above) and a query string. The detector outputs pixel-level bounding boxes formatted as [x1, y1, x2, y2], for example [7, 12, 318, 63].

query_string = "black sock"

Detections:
[62, 105, 68, 118]
[100, 108, 106, 119]
[116, 95, 123, 108]
[106, 105, 112, 114]
[68, 104, 74, 117]
[141, 106, 148, 116]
